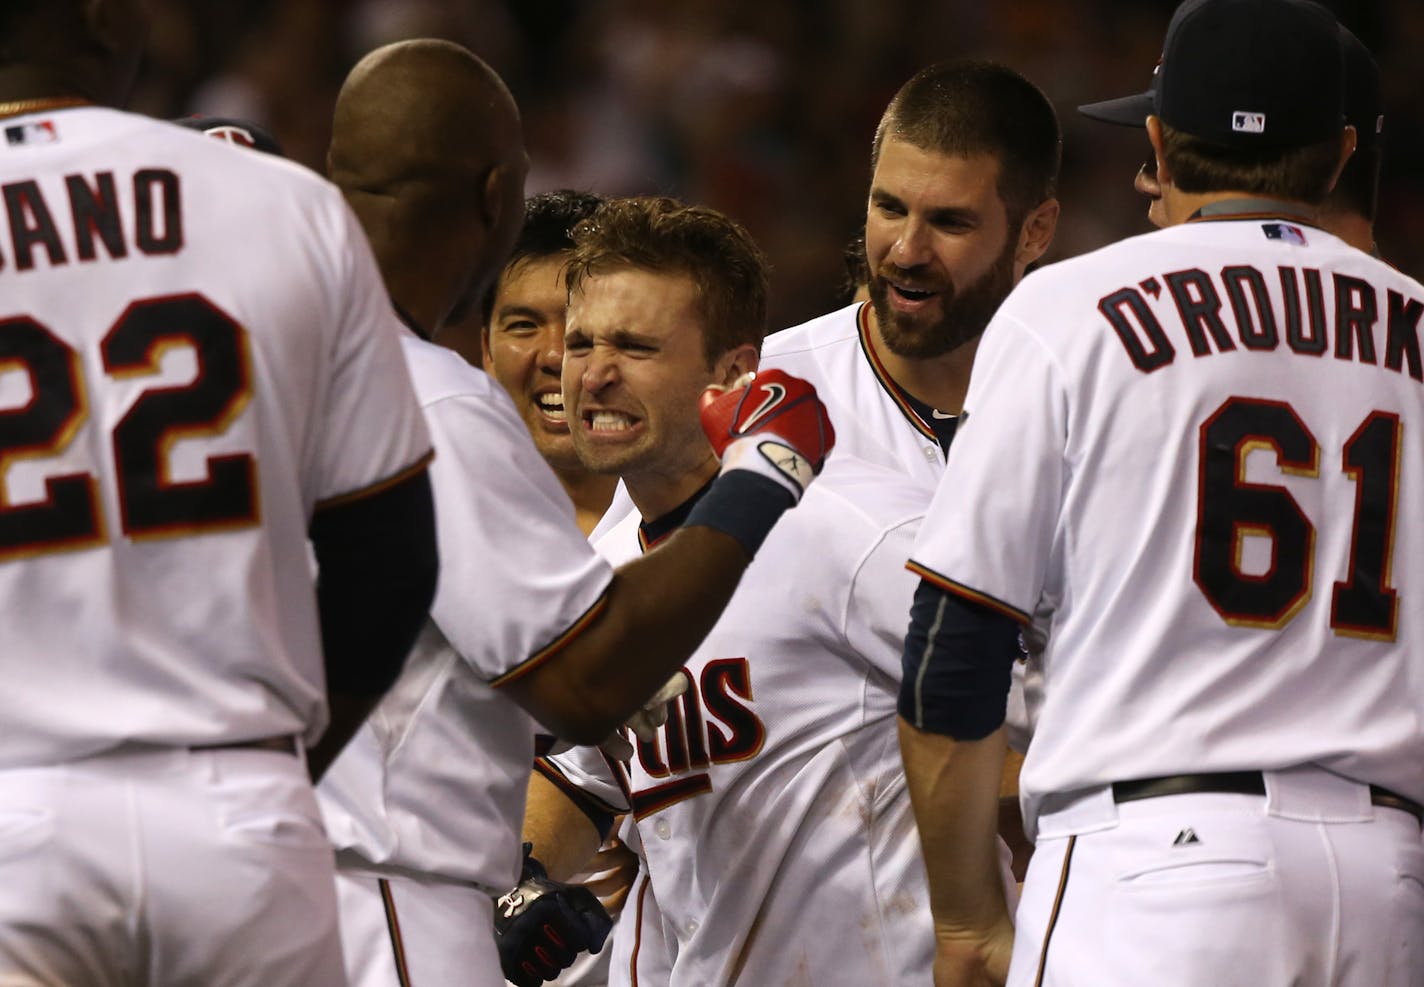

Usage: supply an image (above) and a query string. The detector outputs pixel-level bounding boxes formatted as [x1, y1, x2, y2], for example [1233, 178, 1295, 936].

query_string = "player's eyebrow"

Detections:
[494, 303, 547, 324]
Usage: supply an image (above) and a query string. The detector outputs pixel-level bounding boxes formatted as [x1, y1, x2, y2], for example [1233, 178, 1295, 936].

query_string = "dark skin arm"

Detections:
[499, 525, 754, 745]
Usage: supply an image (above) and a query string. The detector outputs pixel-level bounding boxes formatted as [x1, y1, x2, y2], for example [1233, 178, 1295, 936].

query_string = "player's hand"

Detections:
[494, 844, 614, 987]
[625, 671, 690, 743]
[699, 369, 835, 503]
[932, 920, 1014, 987]
[535, 674, 686, 762]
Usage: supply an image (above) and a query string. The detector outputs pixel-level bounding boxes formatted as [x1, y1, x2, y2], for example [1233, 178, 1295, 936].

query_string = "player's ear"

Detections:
[1146, 116, 1172, 188]
[1013, 197, 1059, 274]
[1325, 126, 1358, 197]
[714, 344, 760, 388]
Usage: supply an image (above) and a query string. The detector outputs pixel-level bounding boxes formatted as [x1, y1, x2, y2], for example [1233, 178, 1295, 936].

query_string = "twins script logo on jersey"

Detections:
[629, 657, 766, 820]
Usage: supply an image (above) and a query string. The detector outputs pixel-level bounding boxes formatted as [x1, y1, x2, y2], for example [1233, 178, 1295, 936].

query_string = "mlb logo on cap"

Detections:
[1232, 111, 1266, 134]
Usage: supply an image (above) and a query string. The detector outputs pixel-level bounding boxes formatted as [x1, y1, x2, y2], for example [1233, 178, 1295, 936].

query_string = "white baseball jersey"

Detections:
[545, 454, 942, 986]
[761, 301, 948, 487]
[910, 216, 1424, 831]
[762, 300, 1044, 746]
[0, 107, 431, 762]
[317, 331, 615, 897]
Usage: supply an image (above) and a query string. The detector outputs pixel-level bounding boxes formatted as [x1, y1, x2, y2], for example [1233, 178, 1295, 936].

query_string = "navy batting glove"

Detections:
[493, 844, 613, 987]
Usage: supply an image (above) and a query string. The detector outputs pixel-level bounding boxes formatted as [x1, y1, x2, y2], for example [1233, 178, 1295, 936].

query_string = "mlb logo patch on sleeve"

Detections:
[5, 120, 59, 147]
[1262, 223, 1307, 246]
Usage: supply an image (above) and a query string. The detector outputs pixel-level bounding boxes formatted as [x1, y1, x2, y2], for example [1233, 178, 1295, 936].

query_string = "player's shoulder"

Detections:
[761, 301, 864, 358]
[797, 453, 930, 534]
[399, 333, 506, 408]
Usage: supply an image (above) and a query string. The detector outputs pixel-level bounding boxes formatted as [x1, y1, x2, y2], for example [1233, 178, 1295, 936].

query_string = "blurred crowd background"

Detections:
[133, 0, 1423, 332]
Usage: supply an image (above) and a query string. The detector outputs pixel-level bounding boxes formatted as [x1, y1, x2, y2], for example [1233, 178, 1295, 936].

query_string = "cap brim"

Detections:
[1078, 91, 1155, 128]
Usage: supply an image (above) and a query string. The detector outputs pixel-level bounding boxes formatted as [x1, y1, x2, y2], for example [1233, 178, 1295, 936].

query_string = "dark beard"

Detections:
[869, 236, 1018, 359]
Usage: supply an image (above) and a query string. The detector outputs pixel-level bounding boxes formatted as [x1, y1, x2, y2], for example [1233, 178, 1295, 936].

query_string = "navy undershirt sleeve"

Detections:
[898, 579, 1021, 740]
[310, 468, 438, 696]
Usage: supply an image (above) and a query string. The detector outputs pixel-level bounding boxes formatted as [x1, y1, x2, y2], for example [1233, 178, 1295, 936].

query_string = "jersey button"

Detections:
[654, 819, 671, 840]
[685, 920, 699, 935]
[923, 446, 939, 463]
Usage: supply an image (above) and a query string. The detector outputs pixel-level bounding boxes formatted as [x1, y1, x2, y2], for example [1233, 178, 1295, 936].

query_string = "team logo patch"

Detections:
[202, 124, 259, 148]
[1262, 223, 1307, 246]
[4, 120, 59, 147]
[1231, 111, 1266, 134]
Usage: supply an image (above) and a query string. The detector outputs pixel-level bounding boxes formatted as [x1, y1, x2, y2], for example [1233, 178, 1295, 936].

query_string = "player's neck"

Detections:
[550, 467, 619, 538]
[625, 457, 720, 528]
[1318, 209, 1376, 255]
[0, 66, 97, 113]
[1162, 188, 1319, 228]
[866, 306, 979, 415]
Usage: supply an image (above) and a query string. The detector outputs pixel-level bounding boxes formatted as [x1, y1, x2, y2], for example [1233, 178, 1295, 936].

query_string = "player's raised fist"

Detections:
[699, 369, 835, 502]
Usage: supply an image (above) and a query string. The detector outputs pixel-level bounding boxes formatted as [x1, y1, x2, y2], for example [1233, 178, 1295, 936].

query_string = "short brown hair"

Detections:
[565, 196, 768, 366]
[1159, 123, 1342, 205]
[872, 60, 1061, 229]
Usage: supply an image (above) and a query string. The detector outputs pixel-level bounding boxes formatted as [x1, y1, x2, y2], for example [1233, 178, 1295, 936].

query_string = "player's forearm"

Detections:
[506, 525, 751, 743]
[898, 718, 1012, 934]
[522, 772, 605, 882]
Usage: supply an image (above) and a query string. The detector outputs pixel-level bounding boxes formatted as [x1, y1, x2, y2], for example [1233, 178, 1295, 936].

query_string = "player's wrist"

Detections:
[684, 469, 794, 558]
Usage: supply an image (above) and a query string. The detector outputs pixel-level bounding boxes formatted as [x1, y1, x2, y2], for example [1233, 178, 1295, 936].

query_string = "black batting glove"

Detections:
[493, 843, 613, 987]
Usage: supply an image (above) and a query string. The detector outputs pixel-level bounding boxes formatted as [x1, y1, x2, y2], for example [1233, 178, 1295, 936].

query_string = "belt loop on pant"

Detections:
[1111, 771, 1422, 827]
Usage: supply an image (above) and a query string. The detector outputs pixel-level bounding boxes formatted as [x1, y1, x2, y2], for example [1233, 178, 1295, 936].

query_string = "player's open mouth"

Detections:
[536, 392, 567, 424]
[585, 410, 637, 432]
[890, 282, 938, 303]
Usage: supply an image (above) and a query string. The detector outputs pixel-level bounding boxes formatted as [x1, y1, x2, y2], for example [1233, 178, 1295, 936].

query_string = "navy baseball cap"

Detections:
[1339, 25, 1383, 150]
[173, 115, 285, 156]
[1078, 0, 1344, 149]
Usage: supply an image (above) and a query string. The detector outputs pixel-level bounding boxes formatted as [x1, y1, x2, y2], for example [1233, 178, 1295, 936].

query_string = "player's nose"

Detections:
[536, 330, 563, 375]
[580, 347, 620, 393]
[889, 216, 933, 267]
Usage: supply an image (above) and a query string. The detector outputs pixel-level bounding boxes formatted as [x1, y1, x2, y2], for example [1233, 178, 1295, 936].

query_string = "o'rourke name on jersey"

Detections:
[1099, 264, 1422, 379]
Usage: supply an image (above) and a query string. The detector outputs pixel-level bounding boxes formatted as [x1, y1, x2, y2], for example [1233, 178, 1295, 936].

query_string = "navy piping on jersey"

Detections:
[855, 302, 957, 454]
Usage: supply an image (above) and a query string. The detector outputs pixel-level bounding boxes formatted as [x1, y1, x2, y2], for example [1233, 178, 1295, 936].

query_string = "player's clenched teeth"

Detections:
[586, 410, 636, 431]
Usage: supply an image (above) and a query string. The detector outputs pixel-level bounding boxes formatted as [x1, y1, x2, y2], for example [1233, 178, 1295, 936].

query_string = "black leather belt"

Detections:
[190, 735, 301, 756]
[1112, 771, 1423, 826]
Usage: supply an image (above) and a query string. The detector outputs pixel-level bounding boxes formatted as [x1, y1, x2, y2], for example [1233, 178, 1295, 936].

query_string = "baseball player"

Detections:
[515, 195, 1007, 986]
[758, 59, 1062, 872]
[0, 3, 437, 984]
[310, 42, 836, 987]
[482, 190, 619, 537]
[760, 60, 1060, 488]
[481, 190, 638, 987]
[898, 2, 1424, 985]
[1081, 19, 1386, 255]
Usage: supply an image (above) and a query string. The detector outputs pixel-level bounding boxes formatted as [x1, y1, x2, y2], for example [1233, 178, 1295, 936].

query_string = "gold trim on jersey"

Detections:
[0, 97, 90, 120]
[313, 449, 435, 512]
[906, 560, 1031, 625]
[855, 302, 939, 442]
[490, 590, 611, 689]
